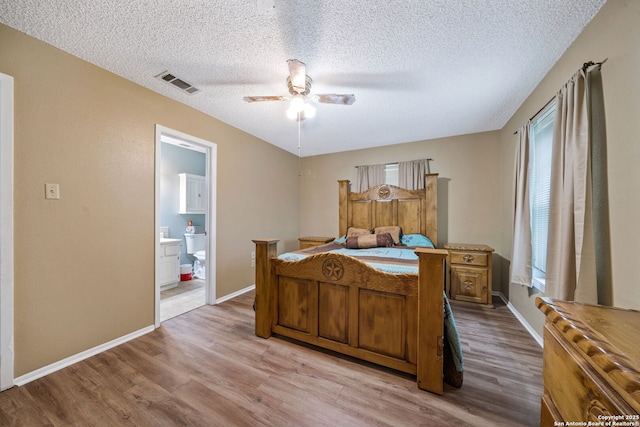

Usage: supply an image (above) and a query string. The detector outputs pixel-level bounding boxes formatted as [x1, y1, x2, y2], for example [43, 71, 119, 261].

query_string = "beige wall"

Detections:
[0, 24, 299, 376]
[497, 0, 640, 335]
[299, 131, 503, 287]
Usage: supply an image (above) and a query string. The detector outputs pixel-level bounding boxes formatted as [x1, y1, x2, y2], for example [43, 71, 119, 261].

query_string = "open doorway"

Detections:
[154, 125, 217, 327]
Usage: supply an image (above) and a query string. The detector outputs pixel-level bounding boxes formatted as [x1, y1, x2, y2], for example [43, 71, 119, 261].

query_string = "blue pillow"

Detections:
[401, 234, 435, 248]
[335, 235, 346, 244]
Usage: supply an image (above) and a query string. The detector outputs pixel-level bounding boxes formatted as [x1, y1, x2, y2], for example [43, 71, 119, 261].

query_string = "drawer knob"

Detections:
[463, 255, 474, 263]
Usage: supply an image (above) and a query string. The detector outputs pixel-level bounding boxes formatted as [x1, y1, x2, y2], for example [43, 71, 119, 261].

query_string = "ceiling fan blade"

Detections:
[287, 59, 307, 94]
[243, 96, 288, 103]
[313, 94, 356, 105]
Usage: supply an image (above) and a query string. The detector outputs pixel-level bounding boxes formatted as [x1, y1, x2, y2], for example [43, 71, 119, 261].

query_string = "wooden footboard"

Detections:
[253, 239, 448, 394]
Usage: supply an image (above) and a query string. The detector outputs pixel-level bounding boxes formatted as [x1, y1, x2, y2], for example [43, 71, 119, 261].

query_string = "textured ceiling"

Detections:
[0, 0, 606, 157]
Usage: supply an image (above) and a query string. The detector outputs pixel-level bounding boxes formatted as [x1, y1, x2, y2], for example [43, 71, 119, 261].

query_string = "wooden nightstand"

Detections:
[444, 243, 494, 307]
[298, 236, 335, 250]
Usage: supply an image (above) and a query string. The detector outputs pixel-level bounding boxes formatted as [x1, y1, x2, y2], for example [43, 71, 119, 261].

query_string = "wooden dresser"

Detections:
[536, 297, 640, 426]
[444, 243, 494, 307]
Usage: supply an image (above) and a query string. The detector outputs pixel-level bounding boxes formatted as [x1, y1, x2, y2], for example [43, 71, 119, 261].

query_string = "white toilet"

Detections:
[184, 233, 206, 279]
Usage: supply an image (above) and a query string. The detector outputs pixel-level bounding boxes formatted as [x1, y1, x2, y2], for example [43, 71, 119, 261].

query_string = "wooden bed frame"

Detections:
[253, 174, 449, 394]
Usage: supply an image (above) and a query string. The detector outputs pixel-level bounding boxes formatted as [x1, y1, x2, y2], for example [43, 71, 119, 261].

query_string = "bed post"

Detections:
[338, 180, 349, 237]
[415, 247, 448, 394]
[424, 174, 438, 245]
[252, 239, 279, 338]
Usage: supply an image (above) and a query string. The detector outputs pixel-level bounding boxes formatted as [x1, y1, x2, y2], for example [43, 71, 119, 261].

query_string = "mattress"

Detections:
[278, 241, 427, 274]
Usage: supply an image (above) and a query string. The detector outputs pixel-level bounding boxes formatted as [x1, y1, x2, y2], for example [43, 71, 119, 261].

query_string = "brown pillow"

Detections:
[346, 227, 372, 238]
[374, 226, 402, 245]
[345, 233, 394, 249]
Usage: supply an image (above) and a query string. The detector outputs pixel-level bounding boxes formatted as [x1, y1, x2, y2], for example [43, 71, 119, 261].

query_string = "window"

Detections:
[528, 103, 556, 291]
[384, 163, 398, 186]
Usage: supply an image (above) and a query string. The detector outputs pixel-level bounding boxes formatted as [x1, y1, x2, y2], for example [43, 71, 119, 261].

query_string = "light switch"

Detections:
[45, 183, 60, 200]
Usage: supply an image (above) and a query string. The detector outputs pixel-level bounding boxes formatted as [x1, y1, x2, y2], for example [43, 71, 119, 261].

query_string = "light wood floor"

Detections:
[0, 292, 543, 426]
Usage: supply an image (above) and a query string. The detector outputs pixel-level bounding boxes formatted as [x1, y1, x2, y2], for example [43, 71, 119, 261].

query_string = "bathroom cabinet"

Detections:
[179, 173, 206, 214]
[159, 239, 181, 290]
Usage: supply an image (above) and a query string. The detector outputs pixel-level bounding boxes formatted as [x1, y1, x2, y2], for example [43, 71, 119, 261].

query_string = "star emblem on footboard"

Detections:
[322, 258, 344, 281]
[378, 186, 391, 199]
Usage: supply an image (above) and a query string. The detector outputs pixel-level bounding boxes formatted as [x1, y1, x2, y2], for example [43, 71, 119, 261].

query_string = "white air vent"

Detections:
[155, 71, 200, 94]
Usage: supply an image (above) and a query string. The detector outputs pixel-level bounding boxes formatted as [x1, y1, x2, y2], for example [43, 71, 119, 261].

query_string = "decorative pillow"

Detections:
[334, 235, 346, 244]
[346, 227, 372, 238]
[345, 233, 394, 249]
[400, 233, 435, 248]
[374, 226, 402, 245]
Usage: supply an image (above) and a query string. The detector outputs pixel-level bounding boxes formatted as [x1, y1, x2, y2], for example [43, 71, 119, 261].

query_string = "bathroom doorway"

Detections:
[154, 125, 217, 327]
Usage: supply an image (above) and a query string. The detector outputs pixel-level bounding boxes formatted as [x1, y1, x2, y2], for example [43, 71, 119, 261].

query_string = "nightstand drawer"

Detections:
[450, 251, 488, 267]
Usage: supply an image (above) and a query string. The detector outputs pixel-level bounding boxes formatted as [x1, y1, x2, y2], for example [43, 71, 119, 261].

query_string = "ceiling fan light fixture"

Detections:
[303, 103, 316, 119]
[289, 96, 305, 111]
[286, 96, 315, 120]
[286, 106, 299, 120]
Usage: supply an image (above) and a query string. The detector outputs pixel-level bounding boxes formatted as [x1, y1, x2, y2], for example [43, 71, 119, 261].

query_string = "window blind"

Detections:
[529, 105, 555, 276]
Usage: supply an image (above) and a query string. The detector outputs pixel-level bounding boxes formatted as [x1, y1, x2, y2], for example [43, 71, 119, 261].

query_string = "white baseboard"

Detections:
[493, 292, 543, 347]
[215, 284, 255, 304]
[14, 325, 155, 386]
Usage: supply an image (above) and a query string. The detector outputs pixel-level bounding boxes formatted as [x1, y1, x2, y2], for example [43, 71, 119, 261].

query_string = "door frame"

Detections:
[154, 125, 217, 328]
[0, 72, 14, 390]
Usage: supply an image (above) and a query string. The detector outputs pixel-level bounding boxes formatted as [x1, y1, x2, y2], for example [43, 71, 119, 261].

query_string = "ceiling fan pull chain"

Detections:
[297, 111, 302, 176]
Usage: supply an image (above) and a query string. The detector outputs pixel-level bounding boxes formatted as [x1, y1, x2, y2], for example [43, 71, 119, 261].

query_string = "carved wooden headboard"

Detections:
[338, 174, 438, 244]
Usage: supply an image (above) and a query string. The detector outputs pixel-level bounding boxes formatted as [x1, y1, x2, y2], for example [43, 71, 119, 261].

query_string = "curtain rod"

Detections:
[582, 58, 607, 72]
[355, 158, 433, 168]
[513, 58, 607, 135]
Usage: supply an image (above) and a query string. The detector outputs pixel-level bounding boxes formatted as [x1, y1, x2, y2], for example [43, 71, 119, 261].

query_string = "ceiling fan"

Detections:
[243, 59, 355, 120]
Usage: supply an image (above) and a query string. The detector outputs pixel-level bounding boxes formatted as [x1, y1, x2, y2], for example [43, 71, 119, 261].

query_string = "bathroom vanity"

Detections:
[159, 238, 181, 290]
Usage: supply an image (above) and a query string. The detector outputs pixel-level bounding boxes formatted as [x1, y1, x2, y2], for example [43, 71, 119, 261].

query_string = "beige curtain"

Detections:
[588, 66, 613, 306]
[398, 159, 430, 190]
[510, 122, 532, 287]
[356, 164, 384, 192]
[545, 69, 597, 303]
